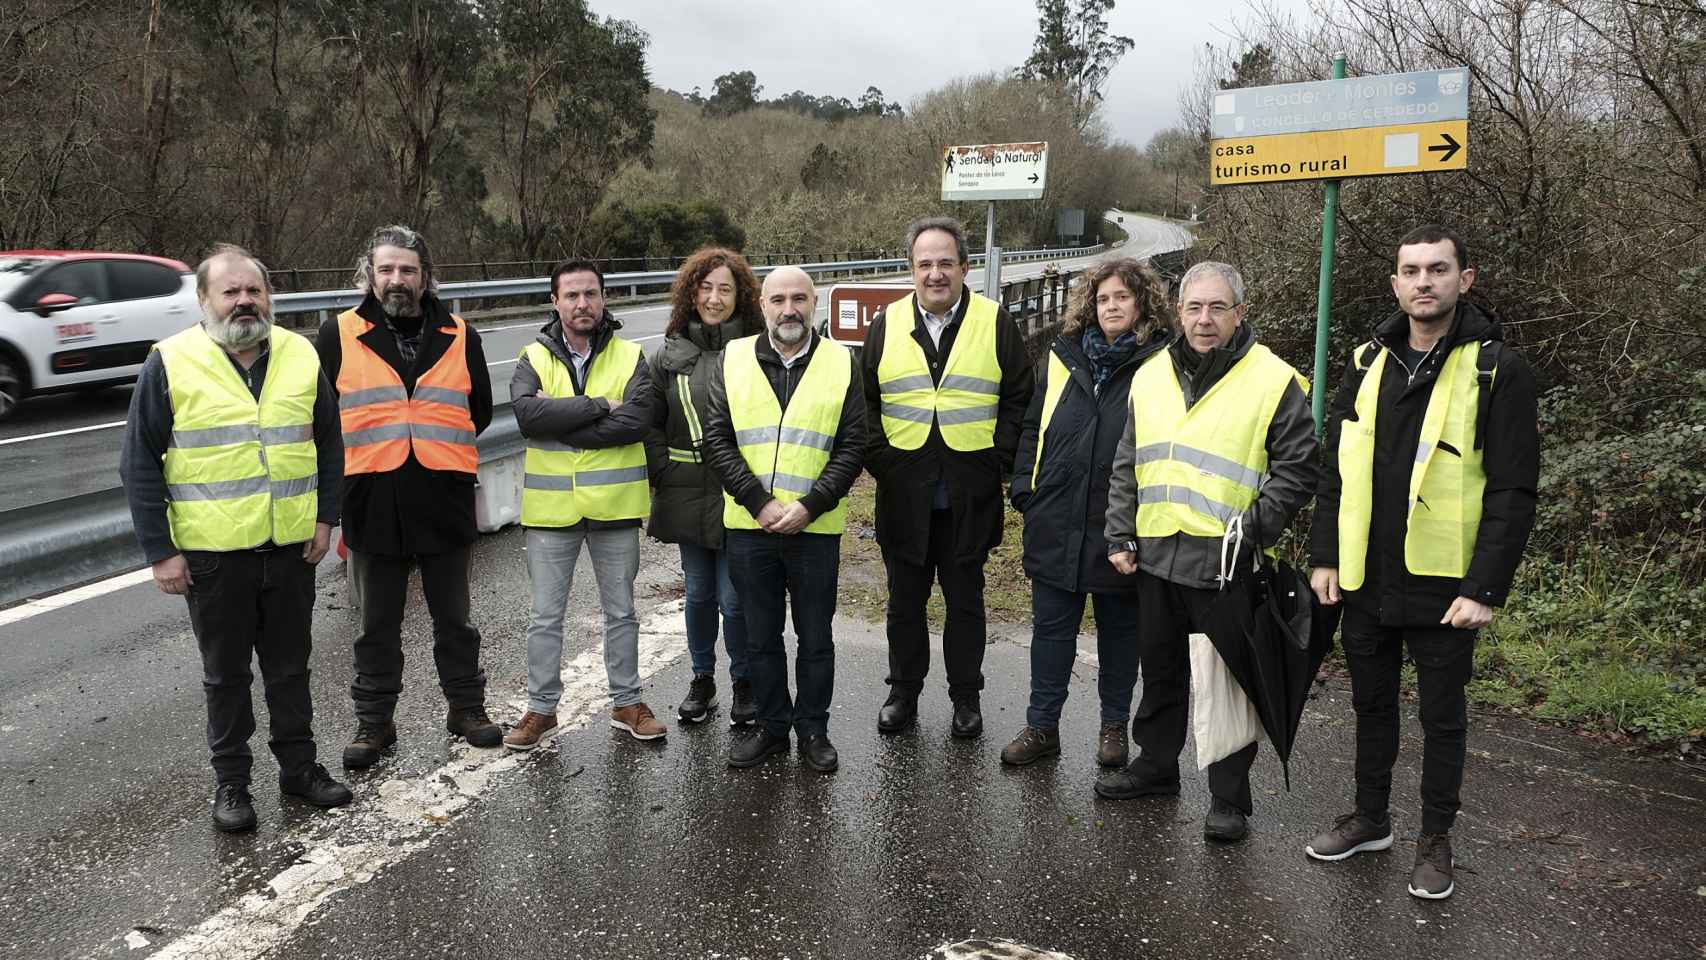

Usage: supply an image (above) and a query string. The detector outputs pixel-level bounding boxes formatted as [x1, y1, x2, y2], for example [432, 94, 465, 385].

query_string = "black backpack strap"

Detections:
[1474, 339, 1501, 450]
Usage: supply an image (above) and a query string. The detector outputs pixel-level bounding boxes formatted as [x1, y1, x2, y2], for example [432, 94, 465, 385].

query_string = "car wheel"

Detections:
[0, 354, 23, 421]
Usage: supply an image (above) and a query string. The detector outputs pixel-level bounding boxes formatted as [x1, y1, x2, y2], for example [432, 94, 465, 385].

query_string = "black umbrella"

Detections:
[1202, 512, 1341, 790]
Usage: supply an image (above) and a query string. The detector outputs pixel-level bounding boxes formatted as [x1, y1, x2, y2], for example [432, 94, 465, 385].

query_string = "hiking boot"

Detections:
[1000, 726, 1061, 766]
[1306, 811, 1395, 862]
[877, 691, 918, 734]
[1096, 722, 1128, 768]
[280, 763, 354, 808]
[950, 697, 983, 739]
[611, 702, 667, 741]
[342, 720, 397, 770]
[446, 705, 502, 748]
[729, 678, 756, 726]
[211, 782, 256, 833]
[729, 728, 789, 767]
[1093, 762, 1181, 801]
[503, 710, 560, 752]
[1409, 832, 1456, 900]
[1203, 797, 1249, 843]
[679, 674, 717, 723]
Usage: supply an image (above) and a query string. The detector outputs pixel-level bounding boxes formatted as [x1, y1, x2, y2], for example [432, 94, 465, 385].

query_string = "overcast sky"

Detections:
[593, 0, 1292, 148]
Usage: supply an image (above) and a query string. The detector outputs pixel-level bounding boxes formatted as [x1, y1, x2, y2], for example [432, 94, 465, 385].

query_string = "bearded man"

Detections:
[120, 243, 353, 832]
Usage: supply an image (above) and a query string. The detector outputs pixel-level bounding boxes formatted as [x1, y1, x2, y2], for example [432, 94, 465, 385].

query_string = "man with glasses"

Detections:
[1100, 261, 1317, 843]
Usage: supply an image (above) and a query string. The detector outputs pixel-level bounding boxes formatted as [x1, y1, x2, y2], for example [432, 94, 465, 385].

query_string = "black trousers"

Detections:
[726, 531, 840, 739]
[1341, 605, 1476, 835]
[882, 508, 987, 701]
[1128, 571, 1259, 814]
[184, 547, 318, 785]
[348, 545, 486, 724]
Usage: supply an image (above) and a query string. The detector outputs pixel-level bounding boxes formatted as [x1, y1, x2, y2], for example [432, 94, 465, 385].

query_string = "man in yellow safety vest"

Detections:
[1304, 225, 1539, 901]
[701, 267, 865, 771]
[504, 259, 661, 749]
[1101, 260, 1318, 843]
[120, 244, 352, 832]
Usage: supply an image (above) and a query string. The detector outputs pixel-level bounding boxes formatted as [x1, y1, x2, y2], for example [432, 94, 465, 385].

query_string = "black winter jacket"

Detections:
[314, 294, 492, 557]
[1010, 328, 1170, 594]
[703, 333, 865, 525]
[1310, 301, 1539, 625]
[861, 286, 1035, 565]
[510, 312, 657, 530]
[644, 318, 753, 548]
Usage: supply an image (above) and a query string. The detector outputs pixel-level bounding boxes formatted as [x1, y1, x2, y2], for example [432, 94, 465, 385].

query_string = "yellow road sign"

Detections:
[1210, 119, 1467, 186]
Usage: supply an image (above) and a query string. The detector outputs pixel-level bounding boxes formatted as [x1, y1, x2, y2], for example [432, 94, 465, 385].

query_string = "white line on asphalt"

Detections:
[483, 332, 664, 368]
[144, 601, 690, 960]
[0, 567, 154, 626]
[0, 419, 129, 446]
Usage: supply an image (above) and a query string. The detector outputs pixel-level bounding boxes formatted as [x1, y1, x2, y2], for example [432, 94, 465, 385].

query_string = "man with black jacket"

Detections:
[315, 225, 500, 769]
[1305, 225, 1539, 901]
[862, 217, 1034, 738]
[504, 259, 661, 748]
[1101, 261, 1318, 844]
[703, 267, 864, 772]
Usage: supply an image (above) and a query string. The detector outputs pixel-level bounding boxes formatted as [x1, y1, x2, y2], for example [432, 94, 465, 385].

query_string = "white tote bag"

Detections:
[1189, 631, 1262, 770]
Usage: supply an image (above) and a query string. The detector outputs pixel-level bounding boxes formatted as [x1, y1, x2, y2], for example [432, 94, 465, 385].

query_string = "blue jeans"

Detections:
[1026, 580, 1141, 730]
[725, 530, 839, 738]
[524, 526, 641, 712]
[679, 542, 748, 682]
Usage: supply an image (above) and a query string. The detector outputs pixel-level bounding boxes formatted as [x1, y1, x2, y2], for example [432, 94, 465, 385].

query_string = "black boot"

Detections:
[798, 733, 839, 773]
[728, 728, 789, 768]
[950, 697, 983, 739]
[877, 691, 918, 734]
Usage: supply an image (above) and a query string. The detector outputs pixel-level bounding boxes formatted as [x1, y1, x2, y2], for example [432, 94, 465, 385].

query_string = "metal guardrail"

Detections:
[271, 244, 1106, 325]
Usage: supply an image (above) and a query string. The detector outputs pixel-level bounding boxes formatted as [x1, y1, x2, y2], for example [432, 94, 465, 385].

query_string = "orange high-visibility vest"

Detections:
[336, 309, 478, 475]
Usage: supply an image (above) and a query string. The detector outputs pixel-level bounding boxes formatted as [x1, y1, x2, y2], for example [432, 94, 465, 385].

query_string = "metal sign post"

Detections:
[941, 142, 1049, 297]
[1312, 54, 1347, 437]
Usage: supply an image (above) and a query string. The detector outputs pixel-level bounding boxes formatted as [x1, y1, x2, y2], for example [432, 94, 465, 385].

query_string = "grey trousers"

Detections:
[525, 525, 641, 713]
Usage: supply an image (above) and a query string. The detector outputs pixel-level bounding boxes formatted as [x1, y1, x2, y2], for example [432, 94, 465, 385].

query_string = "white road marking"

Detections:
[0, 419, 129, 446]
[147, 601, 691, 960]
[483, 332, 665, 368]
[0, 567, 154, 627]
[930, 938, 1078, 959]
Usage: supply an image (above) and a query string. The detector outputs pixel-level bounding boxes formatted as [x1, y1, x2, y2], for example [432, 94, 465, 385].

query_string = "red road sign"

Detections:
[825, 283, 911, 345]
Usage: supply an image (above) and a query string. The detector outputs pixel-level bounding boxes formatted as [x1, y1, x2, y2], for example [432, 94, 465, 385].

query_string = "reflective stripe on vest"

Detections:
[156, 324, 321, 550]
[520, 337, 650, 526]
[875, 293, 1002, 451]
[1336, 340, 1489, 590]
[669, 372, 706, 463]
[335, 310, 478, 475]
[721, 335, 852, 535]
[1127, 342, 1305, 542]
[1031, 350, 1072, 487]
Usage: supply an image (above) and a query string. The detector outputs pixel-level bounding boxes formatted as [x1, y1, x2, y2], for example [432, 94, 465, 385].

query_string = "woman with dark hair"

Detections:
[646, 247, 762, 725]
[1002, 256, 1172, 769]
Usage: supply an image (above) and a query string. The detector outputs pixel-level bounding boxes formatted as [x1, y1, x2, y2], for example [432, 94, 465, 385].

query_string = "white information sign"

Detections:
[940, 142, 1049, 201]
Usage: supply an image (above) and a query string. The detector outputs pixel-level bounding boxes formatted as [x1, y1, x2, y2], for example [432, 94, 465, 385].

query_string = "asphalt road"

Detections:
[0, 213, 1186, 514]
[1, 524, 1702, 960]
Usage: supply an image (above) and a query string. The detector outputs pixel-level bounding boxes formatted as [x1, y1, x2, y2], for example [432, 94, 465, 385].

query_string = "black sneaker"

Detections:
[281, 763, 354, 808]
[1409, 832, 1456, 900]
[211, 782, 256, 833]
[679, 674, 717, 723]
[1093, 762, 1181, 801]
[729, 679, 756, 726]
[446, 706, 502, 748]
[1306, 811, 1395, 861]
[728, 728, 789, 768]
[343, 721, 397, 769]
[1204, 797, 1249, 843]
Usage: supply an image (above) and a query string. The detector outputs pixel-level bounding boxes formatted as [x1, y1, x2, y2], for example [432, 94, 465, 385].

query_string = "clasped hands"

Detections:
[755, 499, 811, 536]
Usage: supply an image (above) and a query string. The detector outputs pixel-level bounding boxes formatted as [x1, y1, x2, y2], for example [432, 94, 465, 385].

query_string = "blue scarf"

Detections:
[1081, 328, 1138, 395]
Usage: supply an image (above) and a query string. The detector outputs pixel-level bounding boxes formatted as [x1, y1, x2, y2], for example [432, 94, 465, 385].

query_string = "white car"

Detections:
[0, 250, 200, 420]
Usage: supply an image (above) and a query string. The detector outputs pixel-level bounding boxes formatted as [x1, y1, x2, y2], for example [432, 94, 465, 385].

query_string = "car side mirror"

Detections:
[33, 293, 79, 315]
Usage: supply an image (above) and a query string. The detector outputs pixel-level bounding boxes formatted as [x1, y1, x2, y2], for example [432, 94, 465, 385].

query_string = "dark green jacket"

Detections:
[644, 318, 751, 548]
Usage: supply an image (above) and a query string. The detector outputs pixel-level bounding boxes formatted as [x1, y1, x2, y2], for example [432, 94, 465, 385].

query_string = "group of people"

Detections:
[121, 215, 1537, 904]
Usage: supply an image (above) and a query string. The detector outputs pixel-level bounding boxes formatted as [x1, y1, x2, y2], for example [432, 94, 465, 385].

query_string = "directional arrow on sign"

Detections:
[1028, 173, 1039, 183]
[1428, 132, 1461, 163]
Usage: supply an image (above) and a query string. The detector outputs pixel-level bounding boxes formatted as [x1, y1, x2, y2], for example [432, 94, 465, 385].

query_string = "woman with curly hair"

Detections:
[646, 247, 762, 725]
[1002, 256, 1172, 771]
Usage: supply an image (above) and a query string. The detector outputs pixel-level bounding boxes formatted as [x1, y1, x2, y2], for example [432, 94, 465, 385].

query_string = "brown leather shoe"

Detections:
[1096, 721, 1129, 768]
[611, 702, 666, 741]
[503, 710, 559, 752]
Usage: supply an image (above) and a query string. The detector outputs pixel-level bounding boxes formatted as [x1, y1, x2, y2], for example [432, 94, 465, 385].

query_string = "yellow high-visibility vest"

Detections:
[1128, 343, 1305, 541]
[1031, 350, 1072, 487]
[721, 335, 852, 535]
[156, 324, 320, 550]
[520, 337, 650, 526]
[1337, 340, 1490, 590]
[875, 293, 1002, 451]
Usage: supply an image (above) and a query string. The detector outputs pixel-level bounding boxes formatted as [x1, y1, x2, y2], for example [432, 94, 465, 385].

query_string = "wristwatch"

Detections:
[1108, 541, 1138, 556]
